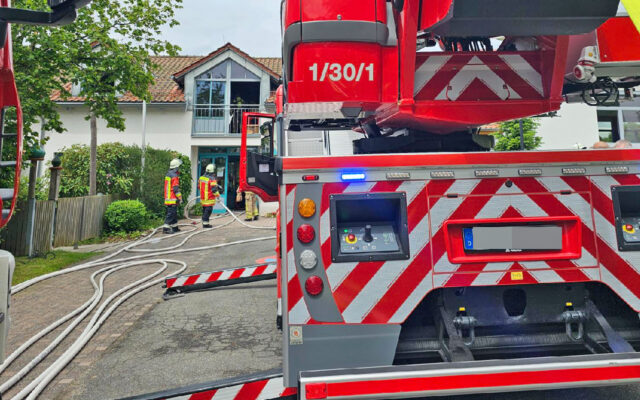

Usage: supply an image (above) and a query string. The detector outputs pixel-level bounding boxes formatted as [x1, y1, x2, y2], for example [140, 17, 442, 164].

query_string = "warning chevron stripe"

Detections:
[363, 179, 506, 323]
[164, 263, 276, 290]
[414, 52, 544, 102]
[157, 376, 296, 400]
[516, 177, 640, 309]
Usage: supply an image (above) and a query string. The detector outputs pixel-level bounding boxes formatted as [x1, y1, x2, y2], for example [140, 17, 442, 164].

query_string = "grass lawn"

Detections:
[13, 250, 100, 285]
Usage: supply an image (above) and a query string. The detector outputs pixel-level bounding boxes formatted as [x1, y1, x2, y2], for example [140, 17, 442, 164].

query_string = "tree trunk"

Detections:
[89, 112, 97, 196]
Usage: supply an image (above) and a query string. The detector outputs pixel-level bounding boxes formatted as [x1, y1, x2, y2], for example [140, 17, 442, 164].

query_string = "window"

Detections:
[230, 62, 259, 80]
[622, 110, 640, 143]
[194, 59, 263, 134]
[597, 110, 620, 143]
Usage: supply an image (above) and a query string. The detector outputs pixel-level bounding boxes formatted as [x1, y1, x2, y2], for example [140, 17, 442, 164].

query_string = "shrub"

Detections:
[104, 200, 148, 233]
[58, 143, 142, 197]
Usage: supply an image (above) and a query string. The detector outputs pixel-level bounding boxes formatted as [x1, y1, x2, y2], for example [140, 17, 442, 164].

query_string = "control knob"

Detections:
[364, 225, 373, 243]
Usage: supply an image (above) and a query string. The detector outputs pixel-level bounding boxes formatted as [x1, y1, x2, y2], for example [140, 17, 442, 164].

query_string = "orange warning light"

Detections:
[298, 198, 316, 218]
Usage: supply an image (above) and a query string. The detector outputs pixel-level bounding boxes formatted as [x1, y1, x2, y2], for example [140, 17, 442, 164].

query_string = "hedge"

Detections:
[58, 142, 191, 217]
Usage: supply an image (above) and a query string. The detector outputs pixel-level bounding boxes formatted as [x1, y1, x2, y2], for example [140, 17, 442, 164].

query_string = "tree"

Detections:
[493, 118, 542, 151]
[12, 0, 183, 194]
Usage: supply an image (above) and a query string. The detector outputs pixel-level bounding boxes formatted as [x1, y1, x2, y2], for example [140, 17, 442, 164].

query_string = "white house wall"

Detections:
[536, 103, 600, 150]
[44, 104, 192, 158]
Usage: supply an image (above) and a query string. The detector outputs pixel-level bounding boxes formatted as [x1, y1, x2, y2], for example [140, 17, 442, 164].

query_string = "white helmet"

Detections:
[169, 158, 182, 169]
[205, 164, 214, 173]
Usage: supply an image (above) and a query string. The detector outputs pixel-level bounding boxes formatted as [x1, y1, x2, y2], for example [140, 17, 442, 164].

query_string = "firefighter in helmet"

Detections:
[199, 164, 222, 228]
[163, 158, 183, 234]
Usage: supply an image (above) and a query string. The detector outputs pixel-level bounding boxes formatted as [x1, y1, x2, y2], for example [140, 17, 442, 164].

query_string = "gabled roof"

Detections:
[51, 44, 282, 104]
[172, 43, 281, 83]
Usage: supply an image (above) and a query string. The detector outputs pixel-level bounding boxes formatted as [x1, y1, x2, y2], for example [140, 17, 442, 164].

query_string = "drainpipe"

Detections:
[141, 100, 147, 194]
[36, 118, 45, 178]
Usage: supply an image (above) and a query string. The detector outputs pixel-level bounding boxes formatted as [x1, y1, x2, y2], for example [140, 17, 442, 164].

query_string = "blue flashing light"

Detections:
[341, 172, 366, 182]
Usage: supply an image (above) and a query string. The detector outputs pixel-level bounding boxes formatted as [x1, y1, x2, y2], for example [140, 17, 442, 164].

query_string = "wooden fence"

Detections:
[0, 201, 55, 256]
[53, 194, 118, 247]
[0, 194, 119, 256]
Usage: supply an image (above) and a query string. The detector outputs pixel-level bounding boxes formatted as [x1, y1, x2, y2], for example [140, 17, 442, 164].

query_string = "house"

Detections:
[46, 43, 282, 213]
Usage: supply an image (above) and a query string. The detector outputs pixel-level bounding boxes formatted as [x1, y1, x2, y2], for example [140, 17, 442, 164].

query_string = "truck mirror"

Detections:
[47, 0, 92, 10]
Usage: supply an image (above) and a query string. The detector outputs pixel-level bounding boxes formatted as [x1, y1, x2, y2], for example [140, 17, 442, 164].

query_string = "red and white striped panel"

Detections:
[165, 263, 276, 289]
[165, 376, 296, 400]
[565, 174, 640, 310]
[414, 53, 544, 101]
[285, 175, 640, 326]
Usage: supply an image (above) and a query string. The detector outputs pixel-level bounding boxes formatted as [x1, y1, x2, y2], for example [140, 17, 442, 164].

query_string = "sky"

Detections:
[159, 0, 282, 57]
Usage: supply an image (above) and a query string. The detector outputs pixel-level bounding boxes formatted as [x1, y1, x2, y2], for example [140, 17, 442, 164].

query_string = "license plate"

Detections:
[463, 226, 563, 251]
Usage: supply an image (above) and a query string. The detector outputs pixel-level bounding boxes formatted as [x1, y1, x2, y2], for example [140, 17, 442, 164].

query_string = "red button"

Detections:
[626, 224, 634, 231]
[347, 234, 356, 241]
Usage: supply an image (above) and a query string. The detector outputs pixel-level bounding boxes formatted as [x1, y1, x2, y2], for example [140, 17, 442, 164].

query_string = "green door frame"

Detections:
[197, 152, 230, 214]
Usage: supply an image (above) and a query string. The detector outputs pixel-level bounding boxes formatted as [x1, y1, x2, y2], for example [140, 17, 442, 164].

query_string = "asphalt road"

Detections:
[59, 220, 640, 400]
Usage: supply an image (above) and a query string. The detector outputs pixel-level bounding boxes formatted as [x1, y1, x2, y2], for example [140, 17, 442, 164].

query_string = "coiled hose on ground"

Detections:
[1, 201, 276, 399]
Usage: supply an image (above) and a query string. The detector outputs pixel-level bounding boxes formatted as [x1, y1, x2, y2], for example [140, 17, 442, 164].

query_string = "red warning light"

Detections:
[305, 275, 324, 296]
[297, 224, 315, 243]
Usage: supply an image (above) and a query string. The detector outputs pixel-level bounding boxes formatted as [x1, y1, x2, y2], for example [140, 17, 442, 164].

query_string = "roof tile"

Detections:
[51, 45, 281, 103]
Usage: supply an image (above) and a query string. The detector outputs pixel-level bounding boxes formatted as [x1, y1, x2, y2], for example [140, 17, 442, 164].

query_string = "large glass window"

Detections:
[194, 59, 262, 133]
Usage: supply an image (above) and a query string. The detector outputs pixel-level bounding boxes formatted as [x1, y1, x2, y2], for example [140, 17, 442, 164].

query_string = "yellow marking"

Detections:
[458, 307, 466, 312]
[566, 302, 573, 307]
[622, 0, 640, 34]
[623, 225, 636, 234]
[511, 271, 524, 281]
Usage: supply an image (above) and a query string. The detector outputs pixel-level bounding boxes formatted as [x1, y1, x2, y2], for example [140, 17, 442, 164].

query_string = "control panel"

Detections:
[612, 185, 640, 251]
[621, 218, 640, 243]
[330, 192, 410, 262]
[339, 225, 400, 254]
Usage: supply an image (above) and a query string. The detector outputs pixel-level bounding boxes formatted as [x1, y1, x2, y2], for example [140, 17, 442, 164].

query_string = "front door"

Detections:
[198, 154, 228, 214]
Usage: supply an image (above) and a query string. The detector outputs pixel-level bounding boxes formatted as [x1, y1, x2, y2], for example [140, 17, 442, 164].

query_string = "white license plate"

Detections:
[463, 226, 563, 251]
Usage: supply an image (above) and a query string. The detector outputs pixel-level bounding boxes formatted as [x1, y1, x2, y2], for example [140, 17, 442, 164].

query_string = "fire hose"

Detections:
[0, 200, 276, 399]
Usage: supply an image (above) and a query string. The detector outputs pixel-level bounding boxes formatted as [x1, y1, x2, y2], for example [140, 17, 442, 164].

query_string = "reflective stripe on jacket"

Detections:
[164, 169, 181, 205]
[199, 174, 220, 206]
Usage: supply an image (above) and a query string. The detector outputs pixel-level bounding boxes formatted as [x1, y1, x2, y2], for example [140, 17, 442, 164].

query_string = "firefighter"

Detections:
[163, 158, 183, 234]
[199, 164, 222, 228]
[237, 187, 259, 221]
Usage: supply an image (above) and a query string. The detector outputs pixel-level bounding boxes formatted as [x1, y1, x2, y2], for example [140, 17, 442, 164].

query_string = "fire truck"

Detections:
[1, 0, 640, 399]
[234, 1, 640, 399]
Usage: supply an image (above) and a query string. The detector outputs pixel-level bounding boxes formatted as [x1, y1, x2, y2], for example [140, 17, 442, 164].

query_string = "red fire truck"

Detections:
[134, 1, 640, 399]
[235, 1, 640, 399]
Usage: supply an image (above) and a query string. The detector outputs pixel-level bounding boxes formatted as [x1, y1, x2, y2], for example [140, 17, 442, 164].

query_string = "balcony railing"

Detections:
[193, 104, 260, 135]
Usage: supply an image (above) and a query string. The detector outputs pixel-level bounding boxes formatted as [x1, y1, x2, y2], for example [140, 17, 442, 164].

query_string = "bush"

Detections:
[18, 176, 49, 202]
[104, 200, 148, 233]
[58, 143, 142, 197]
